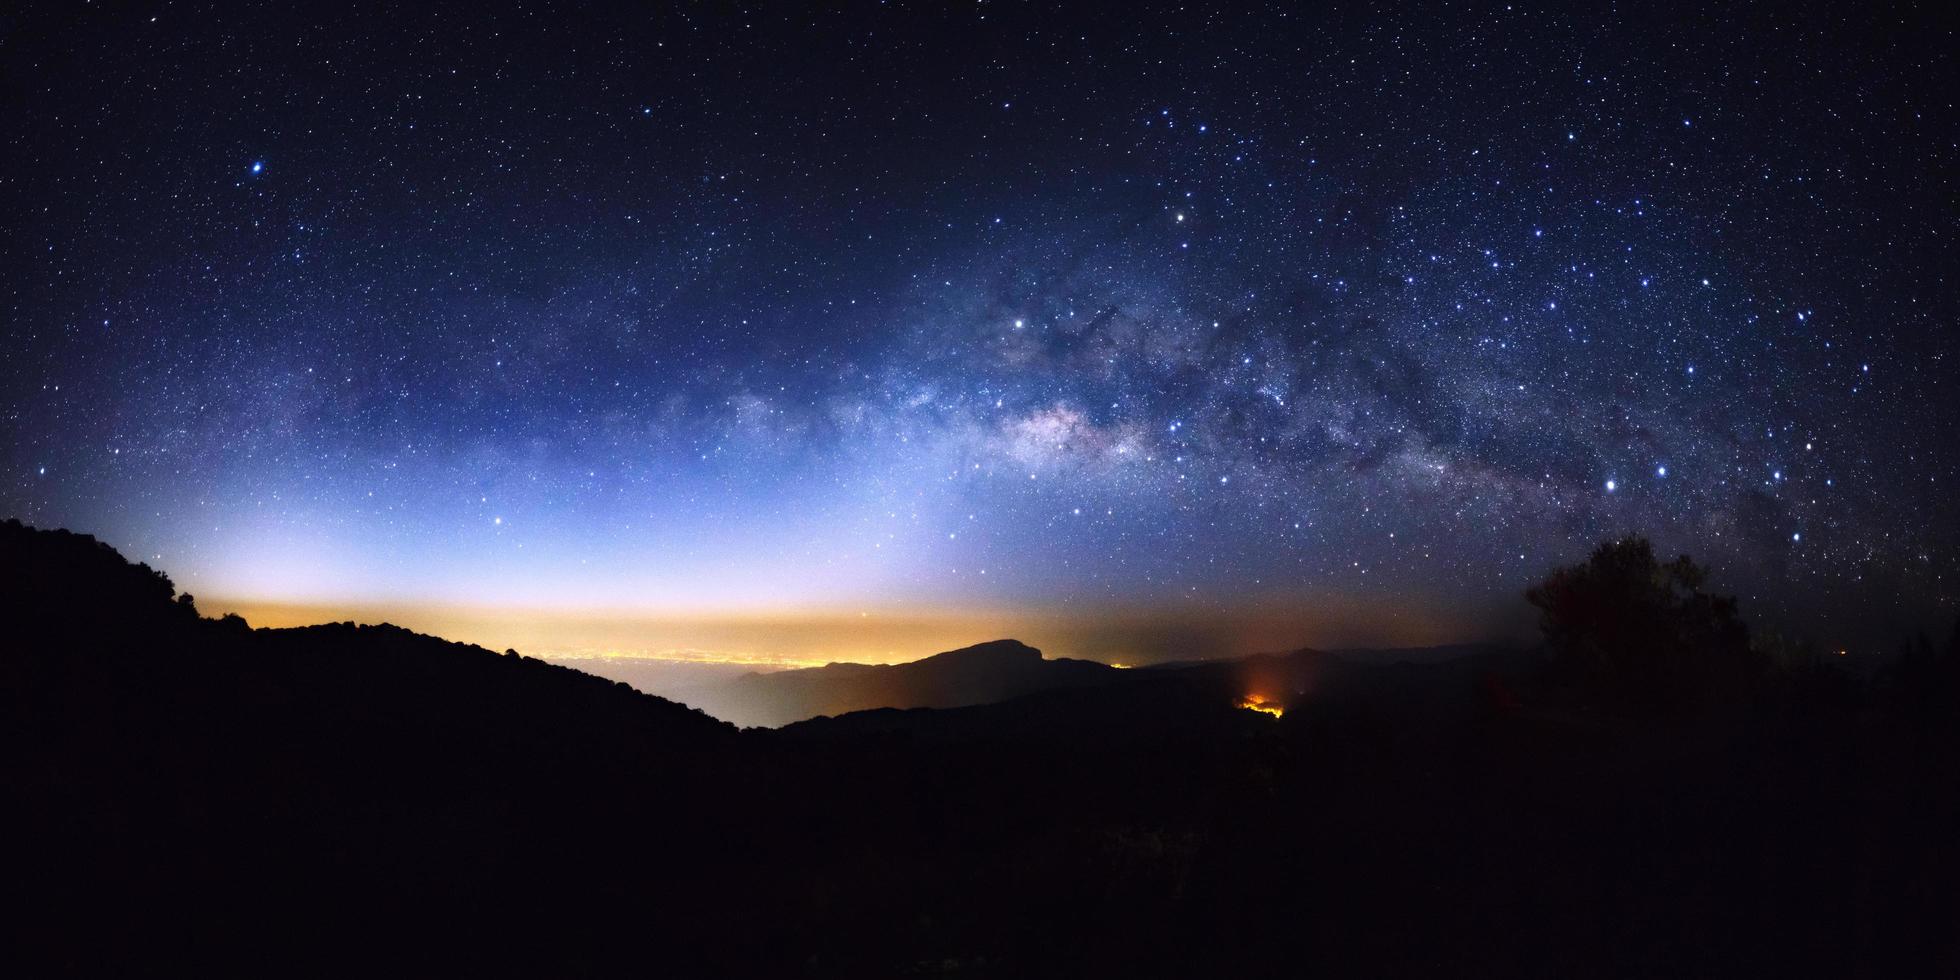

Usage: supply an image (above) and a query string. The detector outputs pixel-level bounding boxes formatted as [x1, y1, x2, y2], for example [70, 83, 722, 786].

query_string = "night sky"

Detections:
[4, 2, 1955, 663]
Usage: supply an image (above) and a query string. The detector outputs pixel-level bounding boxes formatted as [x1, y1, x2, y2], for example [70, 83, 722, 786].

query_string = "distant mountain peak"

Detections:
[808, 639, 1040, 673]
[688, 638, 1115, 727]
[920, 638, 1042, 663]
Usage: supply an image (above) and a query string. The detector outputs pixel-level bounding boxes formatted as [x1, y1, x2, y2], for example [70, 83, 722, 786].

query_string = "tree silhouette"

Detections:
[1886, 620, 1960, 734]
[1526, 535, 1756, 713]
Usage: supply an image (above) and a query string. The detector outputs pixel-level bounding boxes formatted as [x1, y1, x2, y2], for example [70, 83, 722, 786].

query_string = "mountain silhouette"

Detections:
[776, 644, 1533, 745]
[0, 517, 732, 746]
[7, 516, 1958, 977]
[688, 637, 1130, 727]
[2, 519, 749, 975]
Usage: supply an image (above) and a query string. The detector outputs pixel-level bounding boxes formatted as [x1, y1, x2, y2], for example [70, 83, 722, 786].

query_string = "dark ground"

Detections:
[5, 518, 1957, 977]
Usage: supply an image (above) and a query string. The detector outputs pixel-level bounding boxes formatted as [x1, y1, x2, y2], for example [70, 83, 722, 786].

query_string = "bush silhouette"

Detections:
[1526, 535, 1757, 712]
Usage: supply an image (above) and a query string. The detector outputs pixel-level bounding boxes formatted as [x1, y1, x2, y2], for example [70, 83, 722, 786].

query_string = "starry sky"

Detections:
[4, 2, 1956, 664]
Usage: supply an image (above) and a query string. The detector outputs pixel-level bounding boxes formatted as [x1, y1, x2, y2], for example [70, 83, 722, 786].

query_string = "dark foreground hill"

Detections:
[688, 638, 1127, 727]
[6, 518, 1959, 977]
[2, 519, 754, 975]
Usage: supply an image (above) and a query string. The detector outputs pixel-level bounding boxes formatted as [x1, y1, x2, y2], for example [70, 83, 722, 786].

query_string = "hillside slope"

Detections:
[1, 519, 748, 974]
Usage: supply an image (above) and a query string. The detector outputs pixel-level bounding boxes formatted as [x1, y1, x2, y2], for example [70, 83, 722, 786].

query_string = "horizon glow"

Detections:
[205, 589, 1500, 670]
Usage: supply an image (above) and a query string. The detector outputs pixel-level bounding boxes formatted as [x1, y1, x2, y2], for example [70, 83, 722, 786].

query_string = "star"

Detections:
[2, 0, 1943, 658]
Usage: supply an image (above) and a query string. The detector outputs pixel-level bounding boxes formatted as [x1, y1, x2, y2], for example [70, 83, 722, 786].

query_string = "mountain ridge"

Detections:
[10, 517, 1956, 977]
[682, 636, 1131, 727]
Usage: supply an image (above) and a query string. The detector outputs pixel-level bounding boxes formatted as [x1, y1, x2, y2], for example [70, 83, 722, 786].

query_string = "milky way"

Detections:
[4, 3, 1955, 649]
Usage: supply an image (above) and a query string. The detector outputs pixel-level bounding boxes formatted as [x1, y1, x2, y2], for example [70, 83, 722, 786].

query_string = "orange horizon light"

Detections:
[1237, 694, 1285, 718]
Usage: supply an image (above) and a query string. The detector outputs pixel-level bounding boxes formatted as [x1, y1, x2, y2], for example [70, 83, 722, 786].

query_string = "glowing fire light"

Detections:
[1237, 694, 1285, 718]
